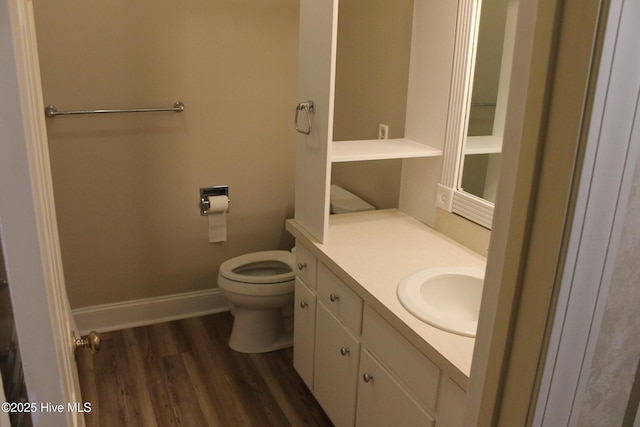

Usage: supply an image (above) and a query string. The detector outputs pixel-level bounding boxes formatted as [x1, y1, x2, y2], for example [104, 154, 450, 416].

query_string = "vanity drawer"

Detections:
[295, 242, 317, 289]
[362, 305, 441, 412]
[317, 263, 363, 334]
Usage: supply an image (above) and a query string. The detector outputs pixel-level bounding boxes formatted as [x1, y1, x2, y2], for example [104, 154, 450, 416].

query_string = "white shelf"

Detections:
[463, 135, 503, 155]
[331, 138, 442, 163]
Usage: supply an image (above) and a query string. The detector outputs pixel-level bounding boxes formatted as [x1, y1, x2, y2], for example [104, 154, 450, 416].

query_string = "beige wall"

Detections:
[333, 0, 413, 141]
[331, 160, 402, 209]
[434, 209, 490, 257]
[33, 0, 299, 308]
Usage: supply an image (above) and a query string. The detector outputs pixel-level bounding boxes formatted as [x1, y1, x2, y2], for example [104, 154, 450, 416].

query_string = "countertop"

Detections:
[286, 209, 486, 386]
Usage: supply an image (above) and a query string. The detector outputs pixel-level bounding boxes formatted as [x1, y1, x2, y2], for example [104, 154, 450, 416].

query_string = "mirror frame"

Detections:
[437, 0, 495, 229]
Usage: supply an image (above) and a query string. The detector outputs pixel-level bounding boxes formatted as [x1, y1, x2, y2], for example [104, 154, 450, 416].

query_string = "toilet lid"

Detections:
[330, 184, 375, 214]
[219, 250, 295, 284]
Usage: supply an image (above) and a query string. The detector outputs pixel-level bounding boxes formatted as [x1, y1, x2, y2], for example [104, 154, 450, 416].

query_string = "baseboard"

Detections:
[72, 288, 230, 334]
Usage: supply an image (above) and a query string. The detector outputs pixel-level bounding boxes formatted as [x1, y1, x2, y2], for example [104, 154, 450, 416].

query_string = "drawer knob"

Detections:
[363, 372, 374, 383]
[329, 293, 339, 302]
[340, 347, 350, 356]
[300, 301, 308, 309]
[297, 262, 307, 271]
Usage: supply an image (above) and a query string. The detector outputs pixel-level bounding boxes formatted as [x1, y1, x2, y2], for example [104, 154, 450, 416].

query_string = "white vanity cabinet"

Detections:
[356, 306, 439, 427]
[294, 278, 316, 389]
[317, 263, 363, 333]
[295, 0, 458, 243]
[313, 263, 363, 426]
[356, 350, 434, 427]
[292, 240, 469, 427]
[438, 377, 467, 427]
[293, 243, 318, 389]
[314, 302, 361, 426]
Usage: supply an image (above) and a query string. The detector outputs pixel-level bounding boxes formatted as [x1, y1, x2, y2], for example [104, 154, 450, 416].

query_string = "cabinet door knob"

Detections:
[362, 372, 374, 383]
[340, 347, 350, 356]
[329, 293, 339, 302]
[297, 262, 307, 271]
[300, 300, 308, 309]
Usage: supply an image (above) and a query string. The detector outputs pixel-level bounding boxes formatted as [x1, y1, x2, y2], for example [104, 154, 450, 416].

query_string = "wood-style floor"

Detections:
[76, 312, 333, 427]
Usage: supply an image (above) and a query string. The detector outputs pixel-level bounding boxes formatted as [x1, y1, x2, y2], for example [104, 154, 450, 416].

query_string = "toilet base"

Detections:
[228, 307, 293, 353]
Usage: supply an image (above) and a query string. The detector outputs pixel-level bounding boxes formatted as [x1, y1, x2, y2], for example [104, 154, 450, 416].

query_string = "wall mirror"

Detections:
[461, 0, 510, 204]
[332, 0, 414, 141]
[438, 0, 518, 229]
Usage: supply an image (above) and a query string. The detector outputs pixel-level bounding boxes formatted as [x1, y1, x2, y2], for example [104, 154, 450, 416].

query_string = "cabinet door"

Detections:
[314, 302, 361, 427]
[356, 350, 435, 427]
[438, 377, 467, 427]
[294, 0, 338, 244]
[294, 278, 316, 389]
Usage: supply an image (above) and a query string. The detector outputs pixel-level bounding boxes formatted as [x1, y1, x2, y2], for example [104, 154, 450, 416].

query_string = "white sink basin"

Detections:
[397, 266, 485, 337]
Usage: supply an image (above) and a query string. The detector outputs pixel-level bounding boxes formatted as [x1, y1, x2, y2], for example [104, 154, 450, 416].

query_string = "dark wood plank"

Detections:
[77, 312, 333, 427]
[178, 316, 255, 426]
[160, 353, 208, 426]
[180, 351, 226, 426]
[116, 328, 160, 426]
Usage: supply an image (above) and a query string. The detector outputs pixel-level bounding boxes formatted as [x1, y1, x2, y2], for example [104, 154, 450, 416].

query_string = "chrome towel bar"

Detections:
[44, 101, 185, 118]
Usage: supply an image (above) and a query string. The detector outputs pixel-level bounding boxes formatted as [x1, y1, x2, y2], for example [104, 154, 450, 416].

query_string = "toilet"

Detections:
[217, 186, 374, 353]
[329, 184, 375, 214]
[217, 250, 295, 353]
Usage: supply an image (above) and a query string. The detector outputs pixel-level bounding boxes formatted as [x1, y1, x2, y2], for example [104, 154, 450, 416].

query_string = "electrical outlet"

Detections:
[378, 124, 389, 140]
[436, 184, 454, 211]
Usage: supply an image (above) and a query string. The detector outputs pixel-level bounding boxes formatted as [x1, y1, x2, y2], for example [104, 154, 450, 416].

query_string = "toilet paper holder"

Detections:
[200, 186, 229, 215]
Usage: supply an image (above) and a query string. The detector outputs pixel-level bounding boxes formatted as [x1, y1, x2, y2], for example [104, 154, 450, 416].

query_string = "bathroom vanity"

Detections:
[289, 0, 504, 424]
[287, 209, 486, 427]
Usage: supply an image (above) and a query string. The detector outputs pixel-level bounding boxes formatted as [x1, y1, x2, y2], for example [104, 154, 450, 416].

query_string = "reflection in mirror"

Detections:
[467, 0, 507, 137]
[459, 0, 513, 205]
[333, 0, 414, 141]
[461, 153, 501, 202]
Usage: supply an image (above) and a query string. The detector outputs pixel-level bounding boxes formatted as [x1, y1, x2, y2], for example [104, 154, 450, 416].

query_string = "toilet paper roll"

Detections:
[208, 195, 229, 243]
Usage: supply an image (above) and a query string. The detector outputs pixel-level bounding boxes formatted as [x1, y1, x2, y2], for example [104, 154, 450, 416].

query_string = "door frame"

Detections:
[1, 0, 84, 426]
[532, 0, 640, 423]
[467, 0, 640, 424]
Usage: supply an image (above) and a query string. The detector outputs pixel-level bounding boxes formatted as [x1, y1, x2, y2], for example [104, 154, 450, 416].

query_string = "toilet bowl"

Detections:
[217, 250, 295, 353]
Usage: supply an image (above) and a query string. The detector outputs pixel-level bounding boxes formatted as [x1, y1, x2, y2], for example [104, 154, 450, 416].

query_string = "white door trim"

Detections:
[2, 0, 84, 425]
[533, 0, 640, 424]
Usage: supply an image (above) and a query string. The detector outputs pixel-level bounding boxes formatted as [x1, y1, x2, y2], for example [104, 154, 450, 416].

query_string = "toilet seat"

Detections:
[219, 250, 294, 284]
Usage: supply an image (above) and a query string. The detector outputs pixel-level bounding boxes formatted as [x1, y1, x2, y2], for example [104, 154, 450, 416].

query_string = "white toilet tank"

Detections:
[329, 185, 376, 214]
